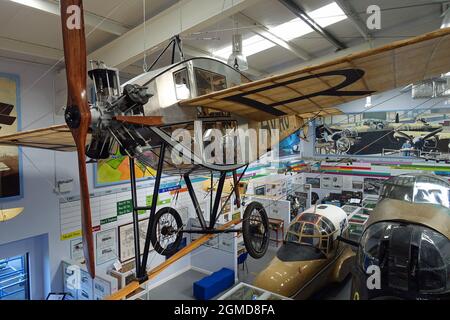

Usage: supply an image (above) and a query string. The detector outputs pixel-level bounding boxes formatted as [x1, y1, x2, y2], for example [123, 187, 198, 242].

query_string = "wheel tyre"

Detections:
[242, 202, 269, 259]
[150, 207, 183, 256]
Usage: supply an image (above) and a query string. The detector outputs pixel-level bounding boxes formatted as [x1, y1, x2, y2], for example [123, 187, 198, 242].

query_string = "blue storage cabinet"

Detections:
[193, 268, 235, 300]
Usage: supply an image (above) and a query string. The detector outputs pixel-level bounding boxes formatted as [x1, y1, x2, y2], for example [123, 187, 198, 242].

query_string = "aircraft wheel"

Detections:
[151, 207, 184, 256]
[242, 202, 269, 259]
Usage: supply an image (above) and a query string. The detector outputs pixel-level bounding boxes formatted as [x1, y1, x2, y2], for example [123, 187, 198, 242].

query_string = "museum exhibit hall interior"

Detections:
[1, 0, 450, 303]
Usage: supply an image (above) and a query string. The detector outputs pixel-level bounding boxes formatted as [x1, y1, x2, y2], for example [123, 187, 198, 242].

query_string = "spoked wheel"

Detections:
[150, 207, 184, 256]
[242, 202, 269, 259]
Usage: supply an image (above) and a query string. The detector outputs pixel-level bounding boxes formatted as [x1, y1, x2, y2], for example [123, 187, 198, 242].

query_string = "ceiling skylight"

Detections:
[214, 2, 348, 59]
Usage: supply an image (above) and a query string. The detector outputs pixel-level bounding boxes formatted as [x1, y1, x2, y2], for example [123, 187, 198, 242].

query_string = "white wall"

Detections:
[0, 58, 61, 299]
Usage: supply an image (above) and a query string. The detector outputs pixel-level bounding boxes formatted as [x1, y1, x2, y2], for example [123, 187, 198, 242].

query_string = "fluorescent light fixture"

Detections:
[0, 208, 24, 222]
[365, 96, 372, 108]
[228, 34, 249, 71]
[214, 2, 347, 59]
[216, 35, 275, 60]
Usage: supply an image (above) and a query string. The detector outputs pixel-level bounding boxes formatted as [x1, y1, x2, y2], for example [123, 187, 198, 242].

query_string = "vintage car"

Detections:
[253, 204, 355, 299]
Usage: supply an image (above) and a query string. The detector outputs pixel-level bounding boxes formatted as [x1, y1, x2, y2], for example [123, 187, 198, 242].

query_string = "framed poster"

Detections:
[321, 175, 343, 190]
[305, 177, 320, 188]
[364, 178, 385, 196]
[315, 109, 450, 158]
[96, 229, 117, 265]
[0, 73, 22, 200]
[93, 277, 112, 300]
[118, 218, 152, 263]
[70, 238, 84, 264]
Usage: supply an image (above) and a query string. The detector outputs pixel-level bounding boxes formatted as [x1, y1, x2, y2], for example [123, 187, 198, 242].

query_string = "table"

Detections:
[268, 218, 284, 247]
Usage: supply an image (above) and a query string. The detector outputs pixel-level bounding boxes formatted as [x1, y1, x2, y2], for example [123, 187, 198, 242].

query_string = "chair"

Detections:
[237, 252, 248, 273]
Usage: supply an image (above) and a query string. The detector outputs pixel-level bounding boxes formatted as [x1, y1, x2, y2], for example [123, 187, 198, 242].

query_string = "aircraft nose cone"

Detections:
[253, 258, 304, 298]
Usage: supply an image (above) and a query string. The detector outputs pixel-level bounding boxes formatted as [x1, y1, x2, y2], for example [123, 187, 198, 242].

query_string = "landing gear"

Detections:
[242, 202, 269, 259]
[151, 207, 184, 256]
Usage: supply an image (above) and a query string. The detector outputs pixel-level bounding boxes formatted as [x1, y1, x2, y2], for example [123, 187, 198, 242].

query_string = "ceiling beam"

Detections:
[89, 0, 263, 69]
[0, 35, 62, 60]
[8, 0, 129, 36]
[278, 0, 347, 50]
[335, 0, 373, 41]
[237, 13, 312, 61]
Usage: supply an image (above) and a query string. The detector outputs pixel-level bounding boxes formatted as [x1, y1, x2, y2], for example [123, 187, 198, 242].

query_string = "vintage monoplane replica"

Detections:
[1, 0, 450, 296]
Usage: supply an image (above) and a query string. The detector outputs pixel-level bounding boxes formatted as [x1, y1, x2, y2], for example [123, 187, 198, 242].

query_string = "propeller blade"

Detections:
[114, 116, 164, 126]
[60, 0, 95, 278]
[323, 124, 334, 135]
[423, 127, 443, 140]
[396, 131, 413, 141]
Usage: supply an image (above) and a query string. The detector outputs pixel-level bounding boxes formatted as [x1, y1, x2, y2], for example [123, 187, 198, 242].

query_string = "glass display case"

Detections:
[217, 282, 290, 300]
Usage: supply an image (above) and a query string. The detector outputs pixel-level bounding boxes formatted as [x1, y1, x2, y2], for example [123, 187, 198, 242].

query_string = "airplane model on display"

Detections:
[1, 0, 450, 299]
[254, 204, 354, 299]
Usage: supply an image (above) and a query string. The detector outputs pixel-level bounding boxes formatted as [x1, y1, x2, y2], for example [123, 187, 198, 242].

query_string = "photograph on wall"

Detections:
[278, 129, 303, 157]
[321, 175, 343, 190]
[352, 181, 364, 190]
[118, 219, 151, 263]
[0, 73, 21, 200]
[363, 178, 386, 196]
[305, 177, 320, 188]
[315, 108, 450, 159]
[70, 238, 84, 264]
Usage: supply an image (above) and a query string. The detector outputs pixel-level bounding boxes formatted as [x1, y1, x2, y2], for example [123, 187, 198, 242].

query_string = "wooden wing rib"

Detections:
[180, 28, 450, 121]
[0, 124, 90, 152]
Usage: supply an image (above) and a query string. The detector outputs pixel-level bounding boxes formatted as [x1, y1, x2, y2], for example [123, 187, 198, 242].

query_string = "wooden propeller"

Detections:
[60, 0, 95, 278]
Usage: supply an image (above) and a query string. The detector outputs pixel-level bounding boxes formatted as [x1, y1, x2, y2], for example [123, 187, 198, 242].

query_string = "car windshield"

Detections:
[380, 174, 450, 208]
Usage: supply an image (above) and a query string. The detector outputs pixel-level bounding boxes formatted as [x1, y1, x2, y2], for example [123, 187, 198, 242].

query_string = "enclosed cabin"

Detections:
[282, 205, 348, 261]
[123, 57, 249, 124]
[118, 58, 254, 174]
[253, 204, 350, 298]
[359, 174, 450, 297]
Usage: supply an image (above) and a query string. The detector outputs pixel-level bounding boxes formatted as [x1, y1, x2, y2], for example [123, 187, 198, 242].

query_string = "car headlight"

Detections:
[358, 222, 450, 294]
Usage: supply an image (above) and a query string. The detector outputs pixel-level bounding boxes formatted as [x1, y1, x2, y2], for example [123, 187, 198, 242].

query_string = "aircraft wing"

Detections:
[180, 28, 450, 122]
[0, 124, 89, 151]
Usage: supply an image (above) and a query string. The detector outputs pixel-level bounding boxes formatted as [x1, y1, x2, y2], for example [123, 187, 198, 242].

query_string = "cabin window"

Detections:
[194, 68, 227, 96]
[173, 68, 190, 100]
